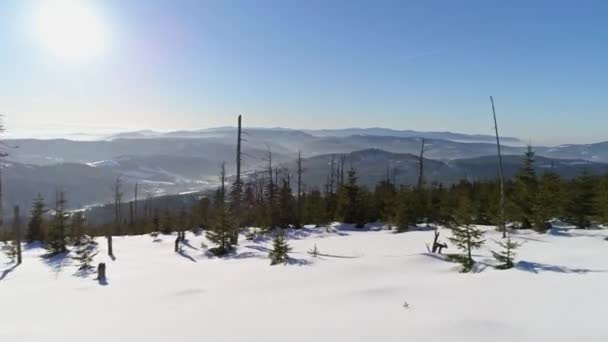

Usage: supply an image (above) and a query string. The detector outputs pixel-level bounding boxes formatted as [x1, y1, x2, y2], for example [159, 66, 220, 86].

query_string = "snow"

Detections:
[86, 159, 120, 168]
[1, 224, 608, 342]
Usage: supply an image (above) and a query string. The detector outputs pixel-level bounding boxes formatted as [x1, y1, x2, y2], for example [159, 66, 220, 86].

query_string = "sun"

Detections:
[32, 0, 108, 62]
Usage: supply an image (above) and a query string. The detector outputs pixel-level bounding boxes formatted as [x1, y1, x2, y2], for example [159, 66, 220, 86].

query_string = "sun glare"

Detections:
[32, 0, 108, 62]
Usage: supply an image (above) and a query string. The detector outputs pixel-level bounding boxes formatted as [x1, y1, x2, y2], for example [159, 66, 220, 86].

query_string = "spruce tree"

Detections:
[448, 196, 485, 272]
[277, 176, 295, 228]
[2, 238, 17, 263]
[69, 211, 87, 246]
[206, 188, 234, 256]
[336, 168, 365, 227]
[565, 169, 596, 228]
[535, 169, 563, 231]
[395, 187, 416, 232]
[46, 191, 69, 254]
[269, 229, 291, 265]
[72, 235, 98, 272]
[491, 234, 522, 269]
[595, 173, 608, 225]
[26, 194, 47, 243]
[512, 146, 538, 229]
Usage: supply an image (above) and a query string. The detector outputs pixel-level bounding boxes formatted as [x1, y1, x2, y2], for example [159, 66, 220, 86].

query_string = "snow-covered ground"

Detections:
[1, 224, 608, 342]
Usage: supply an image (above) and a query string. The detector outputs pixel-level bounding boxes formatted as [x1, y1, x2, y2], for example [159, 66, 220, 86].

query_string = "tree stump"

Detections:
[97, 262, 106, 281]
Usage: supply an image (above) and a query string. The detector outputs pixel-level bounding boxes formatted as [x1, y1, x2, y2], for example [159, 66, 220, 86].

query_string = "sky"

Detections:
[0, 0, 607, 145]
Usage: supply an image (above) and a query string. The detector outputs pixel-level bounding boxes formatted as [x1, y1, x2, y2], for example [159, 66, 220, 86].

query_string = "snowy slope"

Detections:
[1, 224, 607, 342]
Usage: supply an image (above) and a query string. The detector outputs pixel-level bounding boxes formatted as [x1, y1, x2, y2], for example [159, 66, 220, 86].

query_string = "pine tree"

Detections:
[395, 187, 416, 232]
[269, 230, 291, 265]
[565, 169, 597, 228]
[46, 191, 69, 254]
[278, 175, 295, 228]
[207, 165, 234, 256]
[308, 244, 320, 258]
[595, 173, 608, 225]
[491, 234, 522, 270]
[69, 211, 87, 245]
[2, 238, 17, 263]
[72, 235, 98, 272]
[535, 169, 564, 231]
[160, 207, 174, 234]
[512, 146, 538, 229]
[26, 194, 47, 243]
[448, 196, 485, 272]
[304, 188, 328, 228]
[336, 168, 364, 227]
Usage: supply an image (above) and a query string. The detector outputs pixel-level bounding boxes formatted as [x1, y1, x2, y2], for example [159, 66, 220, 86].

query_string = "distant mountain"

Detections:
[302, 127, 522, 143]
[3, 126, 607, 212]
[281, 149, 608, 189]
[106, 127, 521, 144]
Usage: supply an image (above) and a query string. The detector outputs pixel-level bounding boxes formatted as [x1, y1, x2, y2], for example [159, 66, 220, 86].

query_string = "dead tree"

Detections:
[0, 168, 3, 228]
[429, 229, 448, 254]
[417, 138, 426, 190]
[231, 115, 244, 245]
[13, 205, 22, 264]
[296, 150, 304, 227]
[329, 154, 335, 194]
[97, 262, 106, 283]
[134, 182, 139, 220]
[491, 96, 506, 238]
[339, 154, 346, 187]
[108, 176, 123, 258]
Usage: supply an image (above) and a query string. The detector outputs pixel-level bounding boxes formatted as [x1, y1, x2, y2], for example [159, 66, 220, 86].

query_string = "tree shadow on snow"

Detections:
[178, 250, 197, 263]
[286, 257, 312, 266]
[245, 244, 272, 253]
[0, 263, 19, 281]
[41, 251, 72, 276]
[316, 252, 360, 259]
[516, 260, 607, 274]
[182, 240, 199, 251]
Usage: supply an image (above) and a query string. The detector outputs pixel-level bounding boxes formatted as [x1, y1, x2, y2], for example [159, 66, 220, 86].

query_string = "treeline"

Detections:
[2, 147, 608, 257]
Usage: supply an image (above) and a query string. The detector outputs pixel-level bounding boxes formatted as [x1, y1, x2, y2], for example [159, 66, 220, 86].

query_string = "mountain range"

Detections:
[2, 127, 607, 212]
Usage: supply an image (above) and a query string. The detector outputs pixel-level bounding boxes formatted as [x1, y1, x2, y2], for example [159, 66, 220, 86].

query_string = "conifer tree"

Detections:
[395, 187, 416, 232]
[206, 163, 234, 255]
[595, 173, 608, 225]
[269, 229, 291, 265]
[46, 191, 69, 254]
[2, 236, 17, 263]
[535, 169, 564, 230]
[512, 146, 538, 229]
[565, 169, 597, 228]
[69, 211, 87, 245]
[72, 235, 97, 272]
[336, 168, 364, 227]
[160, 207, 174, 234]
[491, 234, 522, 269]
[304, 188, 327, 227]
[26, 194, 47, 243]
[448, 196, 485, 272]
[277, 176, 295, 228]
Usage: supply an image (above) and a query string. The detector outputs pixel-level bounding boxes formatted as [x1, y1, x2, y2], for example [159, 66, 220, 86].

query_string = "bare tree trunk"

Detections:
[417, 138, 426, 190]
[329, 154, 335, 194]
[231, 115, 243, 245]
[339, 155, 346, 187]
[296, 150, 303, 227]
[129, 201, 134, 228]
[134, 182, 138, 220]
[0, 168, 3, 229]
[13, 205, 22, 264]
[491, 96, 506, 238]
[109, 176, 122, 258]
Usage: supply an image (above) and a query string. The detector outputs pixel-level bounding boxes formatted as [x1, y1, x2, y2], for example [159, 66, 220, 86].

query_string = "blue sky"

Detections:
[0, 0, 607, 145]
